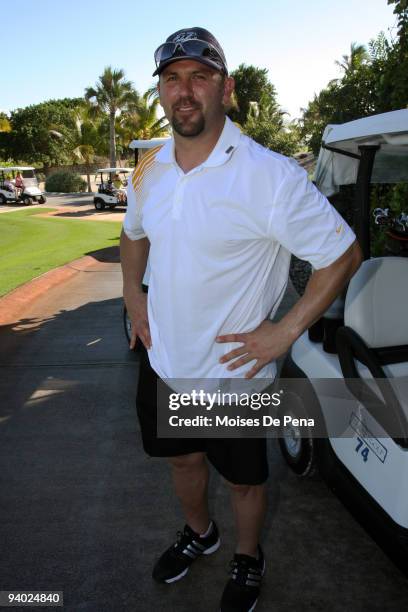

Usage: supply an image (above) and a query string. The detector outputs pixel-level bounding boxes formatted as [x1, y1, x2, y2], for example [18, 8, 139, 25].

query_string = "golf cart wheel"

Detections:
[39, 195, 46, 204]
[279, 434, 315, 477]
[0, 194, 6, 204]
[278, 395, 316, 477]
[23, 196, 33, 205]
[94, 199, 105, 210]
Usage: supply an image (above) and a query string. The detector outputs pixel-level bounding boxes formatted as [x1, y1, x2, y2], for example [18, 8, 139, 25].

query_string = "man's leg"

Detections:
[227, 481, 267, 557]
[167, 451, 211, 534]
[152, 452, 219, 584]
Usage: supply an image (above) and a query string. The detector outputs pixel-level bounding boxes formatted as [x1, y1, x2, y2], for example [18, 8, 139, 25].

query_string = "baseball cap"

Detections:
[153, 27, 228, 77]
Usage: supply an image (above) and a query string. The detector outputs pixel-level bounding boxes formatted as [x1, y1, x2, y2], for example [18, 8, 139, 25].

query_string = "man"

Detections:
[120, 27, 362, 612]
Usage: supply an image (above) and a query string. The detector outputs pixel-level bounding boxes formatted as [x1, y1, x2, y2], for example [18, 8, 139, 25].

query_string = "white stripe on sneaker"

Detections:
[164, 567, 189, 583]
[202, 538, 221, 555]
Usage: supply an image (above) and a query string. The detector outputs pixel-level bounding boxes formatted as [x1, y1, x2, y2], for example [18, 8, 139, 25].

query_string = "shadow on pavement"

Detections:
[85, 245, 120, 263]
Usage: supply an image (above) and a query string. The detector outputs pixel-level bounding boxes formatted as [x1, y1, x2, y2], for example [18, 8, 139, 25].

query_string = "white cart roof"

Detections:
[0, 166, 35, 171]
[128, 137, 170, 150]
[315, 109, 408, 196]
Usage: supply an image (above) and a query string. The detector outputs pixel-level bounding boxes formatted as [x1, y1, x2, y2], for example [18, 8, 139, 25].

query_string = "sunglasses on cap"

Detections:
[154, 39, 226, 72]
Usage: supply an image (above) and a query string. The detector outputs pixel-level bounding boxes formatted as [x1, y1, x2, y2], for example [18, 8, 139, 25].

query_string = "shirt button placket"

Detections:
[172, 176, 186, 219]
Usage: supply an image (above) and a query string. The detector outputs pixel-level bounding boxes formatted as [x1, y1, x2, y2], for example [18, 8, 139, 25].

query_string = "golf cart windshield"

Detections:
[21, 170, 38, 188]
[95, 168, 132, 184]
[0, 167, 38, 188]
[314, 109, 408, 259]
[315, 109, 408, 197]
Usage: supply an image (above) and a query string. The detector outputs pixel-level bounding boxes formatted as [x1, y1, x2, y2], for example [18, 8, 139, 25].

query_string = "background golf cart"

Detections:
[93, 168, 133, 211]
[0, 166, 46, 205]
[122, 137, 170, 345]
[278, 109, 408, 573]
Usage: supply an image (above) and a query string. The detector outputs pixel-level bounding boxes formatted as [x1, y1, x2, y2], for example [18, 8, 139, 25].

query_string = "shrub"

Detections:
[45, 170, 86, 193]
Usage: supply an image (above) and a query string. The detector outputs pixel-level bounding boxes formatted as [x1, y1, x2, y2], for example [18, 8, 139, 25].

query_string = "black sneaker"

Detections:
[152, 521, 220, 583]
[220, 546, 265, 612]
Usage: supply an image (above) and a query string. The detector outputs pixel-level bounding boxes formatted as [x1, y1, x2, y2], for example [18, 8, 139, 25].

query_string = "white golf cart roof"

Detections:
[128, 138, 170, 150]
[315, 109, 408, 196]
[96, 168, 133, 173]
[0, 166, 35, 171]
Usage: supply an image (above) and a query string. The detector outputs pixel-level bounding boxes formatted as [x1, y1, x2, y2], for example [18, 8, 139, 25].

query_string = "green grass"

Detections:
[0, 208, 122, 296]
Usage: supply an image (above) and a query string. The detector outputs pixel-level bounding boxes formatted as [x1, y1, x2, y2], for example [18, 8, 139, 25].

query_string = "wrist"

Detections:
[123, 283, 145, 297]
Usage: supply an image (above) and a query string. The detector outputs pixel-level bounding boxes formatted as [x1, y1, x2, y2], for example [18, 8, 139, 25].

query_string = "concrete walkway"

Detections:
[1, 261, 407, 611]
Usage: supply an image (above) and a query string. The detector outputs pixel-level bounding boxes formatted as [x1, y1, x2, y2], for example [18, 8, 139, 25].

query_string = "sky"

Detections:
[2, 0, 398, 120]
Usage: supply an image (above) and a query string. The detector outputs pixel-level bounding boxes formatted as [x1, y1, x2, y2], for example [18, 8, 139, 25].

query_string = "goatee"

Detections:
[171, 115, 206, 137]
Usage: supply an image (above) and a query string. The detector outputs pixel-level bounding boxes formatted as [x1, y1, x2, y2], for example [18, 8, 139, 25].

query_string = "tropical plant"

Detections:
[85, 67, 140, 167]
[227, 64, 300, 155]
[3, 99, 80, 168]
[334, 42, 369, 75]
[70, 106, 104, 192]
[228, 64, 280, 126]
[243, 103, 299, 156]
[0, 112, 11, 132]
[45, 170, 86, 193]
[300, 43, 378, 154]
[117, 89, 169, 148]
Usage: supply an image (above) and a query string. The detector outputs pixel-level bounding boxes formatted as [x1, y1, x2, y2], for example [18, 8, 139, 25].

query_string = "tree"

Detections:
[45, 103, 108, 191]
[0, 112, 11, 133]
[244, 104, 299, 156]
[228, 64, 300, 155]
[380, 0, 408, 109]
[228, 64, 280, 126]
[300, 43, 378, 154]
[4, 99, 81, 168]
[70, 107, 103, 192]
[334, 42, 369, 75]
[300, 0, 408, 154]
[117, 89, 169, 149]
[85, 67, 139, 167]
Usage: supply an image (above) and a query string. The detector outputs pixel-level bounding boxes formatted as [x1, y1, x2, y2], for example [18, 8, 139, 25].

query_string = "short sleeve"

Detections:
[122, 175, 147, 241]
[268, 160, 356, 269]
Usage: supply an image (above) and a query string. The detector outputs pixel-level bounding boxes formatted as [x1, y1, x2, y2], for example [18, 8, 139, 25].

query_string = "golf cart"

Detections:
[0, 166, 46, 205]
[278, 109, 408, 572]
[93, 168, 133, 211]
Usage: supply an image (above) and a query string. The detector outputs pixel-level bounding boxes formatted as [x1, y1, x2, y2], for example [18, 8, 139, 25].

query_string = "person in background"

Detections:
[14, 172, 24, 197]
[4, 175, 16, 195]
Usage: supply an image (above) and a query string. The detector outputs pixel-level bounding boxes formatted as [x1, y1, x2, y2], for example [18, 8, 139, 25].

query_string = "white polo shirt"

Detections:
[123, 117, 355, 382]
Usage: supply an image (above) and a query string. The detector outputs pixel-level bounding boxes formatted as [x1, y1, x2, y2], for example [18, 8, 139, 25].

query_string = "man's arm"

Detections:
[120, 229, 151, 350]
[216, 240, 363, 378]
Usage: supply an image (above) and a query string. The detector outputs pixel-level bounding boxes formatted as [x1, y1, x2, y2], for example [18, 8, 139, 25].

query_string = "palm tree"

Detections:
[48, 105, 103, 192]
[335, 42, 369, 75]
[118, 89, 169, 148]
[70, 111, 97, 192]
[85, 67, 139, 167]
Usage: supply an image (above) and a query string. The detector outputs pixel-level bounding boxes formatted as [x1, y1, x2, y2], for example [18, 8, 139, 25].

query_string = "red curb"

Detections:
[0, 255, 111, 326]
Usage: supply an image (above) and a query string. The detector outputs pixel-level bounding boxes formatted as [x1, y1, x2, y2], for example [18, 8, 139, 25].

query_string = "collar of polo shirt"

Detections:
[155, 116, 241, 170]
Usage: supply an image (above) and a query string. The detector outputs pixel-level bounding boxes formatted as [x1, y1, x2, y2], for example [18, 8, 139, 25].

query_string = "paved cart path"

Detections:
[0, 264, 407, 611]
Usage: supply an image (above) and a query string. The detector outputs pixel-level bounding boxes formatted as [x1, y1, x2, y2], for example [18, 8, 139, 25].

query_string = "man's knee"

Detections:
[167, 452, 207, 472]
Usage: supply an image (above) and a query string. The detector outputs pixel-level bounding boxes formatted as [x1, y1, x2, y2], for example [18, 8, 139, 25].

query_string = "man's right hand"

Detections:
[124, 289, 151, 350]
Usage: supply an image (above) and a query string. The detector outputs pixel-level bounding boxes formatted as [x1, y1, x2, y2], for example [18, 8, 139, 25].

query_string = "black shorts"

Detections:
[135, 348, 268, 485]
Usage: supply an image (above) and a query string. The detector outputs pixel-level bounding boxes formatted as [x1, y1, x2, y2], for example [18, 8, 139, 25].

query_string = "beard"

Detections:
[170, 100, 206, 137]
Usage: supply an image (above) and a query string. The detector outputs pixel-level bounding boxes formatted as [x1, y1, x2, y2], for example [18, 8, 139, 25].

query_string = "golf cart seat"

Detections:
[336, 257, 408, 445]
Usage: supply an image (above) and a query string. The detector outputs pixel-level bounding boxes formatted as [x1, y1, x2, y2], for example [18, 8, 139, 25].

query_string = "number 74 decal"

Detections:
[355, 437, 370, 462]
